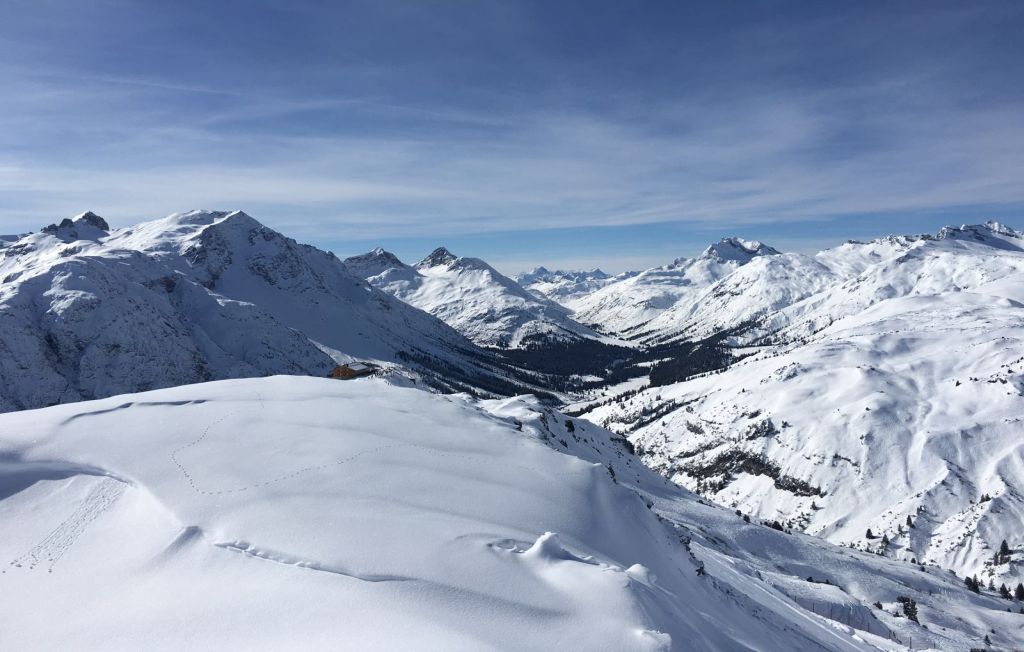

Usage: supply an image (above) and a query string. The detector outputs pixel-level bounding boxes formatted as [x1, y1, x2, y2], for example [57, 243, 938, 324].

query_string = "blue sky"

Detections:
[1, 0, 1022, 273]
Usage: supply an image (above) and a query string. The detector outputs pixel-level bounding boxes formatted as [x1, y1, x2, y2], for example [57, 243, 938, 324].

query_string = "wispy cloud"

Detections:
[0, 0, 1021, 269]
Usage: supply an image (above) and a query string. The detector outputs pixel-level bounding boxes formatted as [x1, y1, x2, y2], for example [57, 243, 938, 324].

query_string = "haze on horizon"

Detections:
[1, 0, 1022, 273]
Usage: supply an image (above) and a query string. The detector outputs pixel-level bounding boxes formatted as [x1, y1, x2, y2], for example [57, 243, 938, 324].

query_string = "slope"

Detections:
[0, 376, 1016, 650]
[581, 222, 1024, 590]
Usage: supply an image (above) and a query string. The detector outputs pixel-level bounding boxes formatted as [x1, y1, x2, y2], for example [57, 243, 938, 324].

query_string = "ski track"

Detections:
[7, 476, 126, 574]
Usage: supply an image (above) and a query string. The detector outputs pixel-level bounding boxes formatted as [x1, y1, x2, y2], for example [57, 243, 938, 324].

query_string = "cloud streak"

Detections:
[0, 0, 1021, 269]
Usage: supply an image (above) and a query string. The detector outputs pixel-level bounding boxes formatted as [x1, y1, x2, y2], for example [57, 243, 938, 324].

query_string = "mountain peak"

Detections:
[699, 237, 780, 262]
[418, 247, 458, 268]
[936, 221, 1024, 251]
[40, 211, 110, 240]
[74, 211, 110, 231]
[343, 247, 408, 277]
[217, 210, 264, 230]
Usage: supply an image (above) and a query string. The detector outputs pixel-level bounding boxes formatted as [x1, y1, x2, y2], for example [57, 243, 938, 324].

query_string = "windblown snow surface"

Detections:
[0, 376, 1018, 650]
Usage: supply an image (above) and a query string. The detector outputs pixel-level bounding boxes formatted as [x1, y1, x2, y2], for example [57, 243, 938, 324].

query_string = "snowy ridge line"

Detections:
[60, 398, 210, 425]
[214, 540, 417, 583]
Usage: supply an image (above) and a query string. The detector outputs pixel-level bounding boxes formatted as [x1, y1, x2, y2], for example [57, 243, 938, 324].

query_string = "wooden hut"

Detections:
[329, 362, 376, 379]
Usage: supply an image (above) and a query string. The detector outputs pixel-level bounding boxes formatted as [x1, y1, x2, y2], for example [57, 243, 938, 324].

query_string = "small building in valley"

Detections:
[329, 362, 377, 379]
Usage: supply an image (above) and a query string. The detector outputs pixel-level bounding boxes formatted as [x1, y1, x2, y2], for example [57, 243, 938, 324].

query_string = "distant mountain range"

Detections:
[344, 246, 607, 349]
[0, 210, 557, 411]
[515, 266, 623, 304]
[4, 209, 1024, 594]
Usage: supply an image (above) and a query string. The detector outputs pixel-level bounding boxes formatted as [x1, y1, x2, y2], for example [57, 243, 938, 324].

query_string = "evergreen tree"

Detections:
[966, 575, 980, 593]
[997, 539, 1011, 564]
[906, 515, 914, 528]
[866, 528, 874, 539]
[1000, 583, 1012, 599]
[1015, 583, 1024, 600]
[881, 533, 890, 545]
[903, 598, 918, 623]
[988, 578, 996, 591]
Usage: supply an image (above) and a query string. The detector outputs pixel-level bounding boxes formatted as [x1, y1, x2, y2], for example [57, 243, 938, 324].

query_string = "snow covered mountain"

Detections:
[345, 247, 609, 349]
[0, 210, 541, 412]
[579, 222, 1024, 589]
[639, 252, 839, 345]
[571, 238, 781, 338]
[5, 210, 1024, 649]
[1, 374, 1017, 650]
[515, 266, 623, 306]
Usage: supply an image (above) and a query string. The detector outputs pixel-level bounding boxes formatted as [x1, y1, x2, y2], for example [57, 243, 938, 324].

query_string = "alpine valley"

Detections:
[3, 210, 1024, 651]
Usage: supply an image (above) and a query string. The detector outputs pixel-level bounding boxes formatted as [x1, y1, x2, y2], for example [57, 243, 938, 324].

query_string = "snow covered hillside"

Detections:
[6, 208, 1024, 648]
[346, 247, 607, 349]
[0, 210, 540, 412]
[1, 375, 1017, 651]
[580, 222, 1024, 589]
[570, 238, 780, 338]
